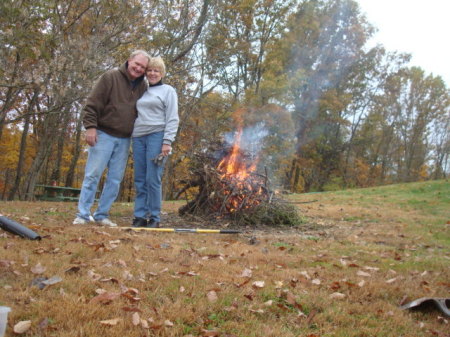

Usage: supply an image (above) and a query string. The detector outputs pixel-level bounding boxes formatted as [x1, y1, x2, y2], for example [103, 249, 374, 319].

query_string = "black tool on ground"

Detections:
[400, 297, 450, 317]
[0, 215, 41, 240]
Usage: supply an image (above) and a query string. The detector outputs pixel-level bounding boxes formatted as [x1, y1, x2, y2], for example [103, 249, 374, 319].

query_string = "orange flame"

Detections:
[214, 109, 268, 215]
[217, 129, 257, 180]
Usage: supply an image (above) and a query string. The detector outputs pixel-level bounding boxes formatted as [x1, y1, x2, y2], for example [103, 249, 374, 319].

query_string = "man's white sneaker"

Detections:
[97, 218, 117, 227]
[73, 217, 88, 225]
[89, 215, 95, 222]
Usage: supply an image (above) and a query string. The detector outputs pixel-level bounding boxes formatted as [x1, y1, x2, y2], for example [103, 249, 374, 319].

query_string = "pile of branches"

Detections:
[176, 145, 302, 226]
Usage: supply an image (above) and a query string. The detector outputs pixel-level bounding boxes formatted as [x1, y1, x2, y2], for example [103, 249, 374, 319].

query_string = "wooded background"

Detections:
[1, 0, 449, 201]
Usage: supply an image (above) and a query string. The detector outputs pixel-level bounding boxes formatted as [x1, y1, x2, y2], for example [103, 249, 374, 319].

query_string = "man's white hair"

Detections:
[129, 50, 151, 63]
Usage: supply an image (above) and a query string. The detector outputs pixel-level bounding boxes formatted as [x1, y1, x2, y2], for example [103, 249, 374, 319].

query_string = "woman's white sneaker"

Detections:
[73, 217, 88, 225]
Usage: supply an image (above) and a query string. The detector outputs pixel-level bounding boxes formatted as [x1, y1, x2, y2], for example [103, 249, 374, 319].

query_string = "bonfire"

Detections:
[178, 127, 301, 226]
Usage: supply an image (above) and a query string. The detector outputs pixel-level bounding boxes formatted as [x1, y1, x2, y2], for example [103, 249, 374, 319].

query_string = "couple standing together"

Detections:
[73, 50, 179, 228]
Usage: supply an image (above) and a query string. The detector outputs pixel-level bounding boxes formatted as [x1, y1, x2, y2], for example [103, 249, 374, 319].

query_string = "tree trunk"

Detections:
[7, 89, 38, 200]
[65, 111, 84, 187]
[50, 107, 71, 184]
[0, 53, 22, 142]
[22, 108, 63, 200]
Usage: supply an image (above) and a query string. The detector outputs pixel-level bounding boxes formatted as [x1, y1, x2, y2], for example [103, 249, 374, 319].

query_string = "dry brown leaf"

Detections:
[132, 312, 140, 326]
[244, 293, 254, 301]
[141, 318, 149, 329]
[357, 270, 371, 277]
[286, 291, 297, 306]
[99, 318, 122, 326]
[299, 271, 311, 279]
[122, 270, 134, 280]
[234, 278, 250, 288]
[274, 281, 283, 289]
[252, 281, 265, 288]
[64, 266, 80, 274]
[99, 277, 119, 283]
[123, 287, 139, 295]
[249, 308, 265, 314]
[0, 259, 12, 268]
[207, 290, 218, 302]
[329, 281, 341, 290]
[13, 320, 32, 334]
[31, 263, 46, 274]
[87, 270, 101, 281]
[121, 288, 141, 302]
[164, 319, 174, 327]
[89, 292, 120, 304]
[240, 268, 252, 278]
[329, 292, 346, 299]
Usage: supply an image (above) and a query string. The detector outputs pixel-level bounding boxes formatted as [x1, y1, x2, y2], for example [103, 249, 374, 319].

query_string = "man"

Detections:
[73, 50, 150, 227]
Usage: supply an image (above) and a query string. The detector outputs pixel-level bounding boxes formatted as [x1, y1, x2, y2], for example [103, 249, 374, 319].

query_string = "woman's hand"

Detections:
[161, 144, 172, 156]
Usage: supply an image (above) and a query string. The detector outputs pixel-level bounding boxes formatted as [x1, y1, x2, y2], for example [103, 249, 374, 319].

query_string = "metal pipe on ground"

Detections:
[0, 216, 41, 240]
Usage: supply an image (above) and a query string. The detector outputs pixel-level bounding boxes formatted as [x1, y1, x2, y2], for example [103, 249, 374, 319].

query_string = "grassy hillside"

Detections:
[0, 179, 448, 336]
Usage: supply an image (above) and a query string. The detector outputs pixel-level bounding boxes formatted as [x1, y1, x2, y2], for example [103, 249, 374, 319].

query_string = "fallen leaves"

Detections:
[357, 270, 371, 277]
[252, 281, 265, 289]
[132, 312, 140, 326]
[30, 263, 46, 274]
[207, 290, 218, 302]
[1, 198, 448, 337]
[329, 292, 346, 300]
[99, 318, 122, 326]
[13, 320, 32, 334]
[240, 268, 252, 278]
[89, 291, 120, 304]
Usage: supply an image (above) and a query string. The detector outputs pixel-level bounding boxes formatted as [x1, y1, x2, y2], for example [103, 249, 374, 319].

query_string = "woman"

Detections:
[131, 56, 179, 228]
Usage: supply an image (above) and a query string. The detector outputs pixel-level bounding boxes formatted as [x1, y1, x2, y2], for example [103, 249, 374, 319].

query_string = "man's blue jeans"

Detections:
[132, 131, 165, 222]
[77, 130, 131, 221]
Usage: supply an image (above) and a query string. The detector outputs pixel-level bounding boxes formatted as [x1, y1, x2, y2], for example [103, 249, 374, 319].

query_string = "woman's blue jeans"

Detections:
[77, 130, 130, 221]
[132, 131, 165, 222]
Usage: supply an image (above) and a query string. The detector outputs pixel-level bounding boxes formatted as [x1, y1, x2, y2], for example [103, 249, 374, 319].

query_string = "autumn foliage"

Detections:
[0, 0, 448, 203]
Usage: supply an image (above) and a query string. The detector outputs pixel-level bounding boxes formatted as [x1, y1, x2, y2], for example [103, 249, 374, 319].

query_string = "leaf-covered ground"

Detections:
[0, 180, 449, 337]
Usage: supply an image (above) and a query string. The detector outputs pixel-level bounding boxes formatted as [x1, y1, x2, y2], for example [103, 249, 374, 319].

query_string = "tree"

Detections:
[204, 0, 293, 102]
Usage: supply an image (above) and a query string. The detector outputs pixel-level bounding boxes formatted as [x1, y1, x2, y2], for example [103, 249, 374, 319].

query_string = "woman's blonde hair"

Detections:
[147, 56, 166, 77]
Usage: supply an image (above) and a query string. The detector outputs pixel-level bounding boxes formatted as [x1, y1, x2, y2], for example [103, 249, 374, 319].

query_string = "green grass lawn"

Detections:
[0, 179, 449, 337]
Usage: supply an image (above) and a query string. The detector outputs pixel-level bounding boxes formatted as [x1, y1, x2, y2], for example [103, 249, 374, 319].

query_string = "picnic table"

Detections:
[35, 184, 81, 202]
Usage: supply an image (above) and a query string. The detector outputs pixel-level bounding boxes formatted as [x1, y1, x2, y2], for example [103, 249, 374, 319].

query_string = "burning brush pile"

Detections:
[177, 129, 302, 226]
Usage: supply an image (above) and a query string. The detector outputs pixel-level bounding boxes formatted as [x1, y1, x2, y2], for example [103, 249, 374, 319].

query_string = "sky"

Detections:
[356, 0, 450, 86]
